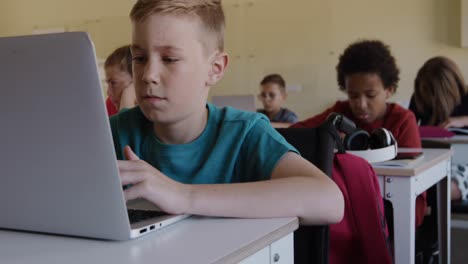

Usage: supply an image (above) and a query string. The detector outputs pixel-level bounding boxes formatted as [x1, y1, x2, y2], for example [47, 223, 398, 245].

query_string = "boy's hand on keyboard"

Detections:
[118, 145, 191, 215]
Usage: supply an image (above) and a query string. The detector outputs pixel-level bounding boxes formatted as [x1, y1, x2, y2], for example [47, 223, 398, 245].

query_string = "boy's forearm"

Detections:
[460, 116, 468, 126]
[186, 176, 343, 225]
[119, 85, 136, 110]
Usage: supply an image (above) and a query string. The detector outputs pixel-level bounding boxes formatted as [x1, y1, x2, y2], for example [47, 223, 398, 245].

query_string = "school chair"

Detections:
[452, 201, 468, 213]
[276, 121, 336, 264]
[414, 183, 441, 263]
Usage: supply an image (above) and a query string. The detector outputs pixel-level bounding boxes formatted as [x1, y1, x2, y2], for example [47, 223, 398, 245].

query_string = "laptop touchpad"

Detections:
[127, 198, 161, 211]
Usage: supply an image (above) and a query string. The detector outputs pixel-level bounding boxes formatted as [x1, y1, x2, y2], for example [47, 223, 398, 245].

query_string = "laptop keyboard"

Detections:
[127, 209, 168, 224]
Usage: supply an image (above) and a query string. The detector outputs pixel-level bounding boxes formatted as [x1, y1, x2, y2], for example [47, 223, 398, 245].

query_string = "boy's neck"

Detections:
[265, 108, 281, 119]
[153, 106, 209, 145]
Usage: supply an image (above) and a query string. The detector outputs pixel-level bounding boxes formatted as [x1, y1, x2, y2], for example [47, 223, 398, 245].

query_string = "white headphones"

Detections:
[347, 143, 398, 163]
[328, 112, 398, 163]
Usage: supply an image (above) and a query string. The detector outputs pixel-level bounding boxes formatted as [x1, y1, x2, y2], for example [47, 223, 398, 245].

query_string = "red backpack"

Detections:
[330, 153, 393, 264]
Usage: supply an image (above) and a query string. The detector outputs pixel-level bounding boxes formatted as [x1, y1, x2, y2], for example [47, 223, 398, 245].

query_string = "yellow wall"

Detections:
[463, 0, 468, 47]
[0, 0, 133, 57]
[1, 0, 468, 119]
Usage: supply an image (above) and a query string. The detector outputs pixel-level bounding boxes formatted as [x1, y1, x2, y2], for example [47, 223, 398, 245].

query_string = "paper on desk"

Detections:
[372, 154, 424, 167]
[447, 127, 468, 135]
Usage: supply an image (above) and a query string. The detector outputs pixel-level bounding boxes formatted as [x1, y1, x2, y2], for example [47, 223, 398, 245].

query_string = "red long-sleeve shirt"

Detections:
[106, 97, 119, 117]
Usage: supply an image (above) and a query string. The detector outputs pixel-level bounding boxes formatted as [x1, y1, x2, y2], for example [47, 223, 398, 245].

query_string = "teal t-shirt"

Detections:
[110, 103, 297, 184]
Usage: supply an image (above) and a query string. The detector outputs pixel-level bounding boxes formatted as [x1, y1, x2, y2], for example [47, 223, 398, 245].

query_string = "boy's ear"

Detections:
[207, 52, 229, 87]
[282, 91, 288, 100]
[385, 86, 396, 99]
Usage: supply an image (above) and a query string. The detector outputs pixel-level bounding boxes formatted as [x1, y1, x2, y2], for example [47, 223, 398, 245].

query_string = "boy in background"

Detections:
[291, 39, 425, 226]
[104, 45, 136, 116]
[257, 73, 298, 128]
[110, 0, 343, 225]
[292, 40, 420, 148]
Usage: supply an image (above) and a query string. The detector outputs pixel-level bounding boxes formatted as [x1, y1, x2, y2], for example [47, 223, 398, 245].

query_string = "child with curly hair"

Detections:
[291, 39, 424, 226]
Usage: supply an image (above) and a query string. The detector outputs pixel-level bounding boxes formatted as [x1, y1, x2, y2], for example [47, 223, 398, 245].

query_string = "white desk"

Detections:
[421, 136, 468, 230]
[0, 216, 298, 264]
[373, 148, 453, 264]
[422, 135, 468, 164]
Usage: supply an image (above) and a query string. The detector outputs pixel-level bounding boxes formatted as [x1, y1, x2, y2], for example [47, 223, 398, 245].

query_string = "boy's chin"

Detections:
[141, 109, 185, 126]
[140, 107, 167, 123]
[146, 115, 172, 125]
[357, 117, 375, 124]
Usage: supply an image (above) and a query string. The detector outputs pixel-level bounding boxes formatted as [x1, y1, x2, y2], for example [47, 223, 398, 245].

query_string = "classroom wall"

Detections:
[1, 0, 467, 119]
[0, 0, 133, 57]
[462, 0, 468, 47]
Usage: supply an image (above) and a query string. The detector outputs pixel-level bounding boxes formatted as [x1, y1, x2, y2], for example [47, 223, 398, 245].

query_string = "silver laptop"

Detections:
[0, 32, 188, 240]
[211, 94, 257, 112]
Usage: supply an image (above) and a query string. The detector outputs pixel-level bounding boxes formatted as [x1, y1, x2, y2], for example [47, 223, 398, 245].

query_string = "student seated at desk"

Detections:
[110, 0, 344, 225]
[409, 56, 468, 201]
[257, 74, 298, 128]
[290, 39, 426, 226]
[104, 45, 137, 116]
[291, 40, 420, 148]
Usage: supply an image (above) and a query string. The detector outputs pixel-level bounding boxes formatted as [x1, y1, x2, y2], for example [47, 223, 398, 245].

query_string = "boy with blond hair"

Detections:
[111, 0, 343, 225]
[104, 45, 136, 116]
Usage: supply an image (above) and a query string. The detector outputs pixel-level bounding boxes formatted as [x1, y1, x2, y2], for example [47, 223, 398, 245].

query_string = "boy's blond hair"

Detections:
[104, 45, 132, 76]
[130, 0, 225, 53]
[260, 74, 286, 94]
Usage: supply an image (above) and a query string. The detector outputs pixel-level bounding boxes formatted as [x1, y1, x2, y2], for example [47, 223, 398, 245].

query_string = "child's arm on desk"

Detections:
[440, 116, 468, 129]
[119, 146, 344, 225]
[119, 83, 137, 111]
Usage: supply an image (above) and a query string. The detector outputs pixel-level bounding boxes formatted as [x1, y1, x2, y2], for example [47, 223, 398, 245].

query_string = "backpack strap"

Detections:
[323, 119, 346, 154]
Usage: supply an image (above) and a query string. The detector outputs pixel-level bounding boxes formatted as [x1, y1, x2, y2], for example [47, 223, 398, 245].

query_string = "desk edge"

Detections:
[213, 217, 299, 264]
[374, 149, 453, 176]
